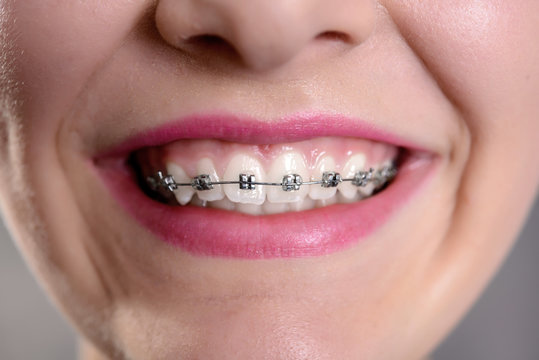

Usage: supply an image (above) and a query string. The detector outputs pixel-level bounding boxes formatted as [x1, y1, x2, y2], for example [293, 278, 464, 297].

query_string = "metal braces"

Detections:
[147, 164, 397, 193]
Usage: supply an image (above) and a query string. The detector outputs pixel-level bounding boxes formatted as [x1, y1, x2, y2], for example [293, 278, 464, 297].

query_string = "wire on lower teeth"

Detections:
[147, 164, 397, 193]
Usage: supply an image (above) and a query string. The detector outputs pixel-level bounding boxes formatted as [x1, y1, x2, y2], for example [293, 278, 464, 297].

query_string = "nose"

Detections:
[155, 0, 377, 72]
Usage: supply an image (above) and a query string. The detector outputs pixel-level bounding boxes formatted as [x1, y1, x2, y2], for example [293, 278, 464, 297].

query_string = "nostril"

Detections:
[316, 31, 352, 44]
[185, 34, 228, 47]
[184, 34, 237, 54]
[182, 34, 240, 63]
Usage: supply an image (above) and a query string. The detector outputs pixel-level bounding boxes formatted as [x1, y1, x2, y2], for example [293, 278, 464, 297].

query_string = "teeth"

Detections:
[195, 158, 225, 202]
[315, 196, 338, 208]
[289, 197, 316, 212]
[358, 182, 375, 197]
[372, 159, 396, 191]
[358, 166, 377, 198]
[223, 154, 266, 205]
[267, 152, 309, 203]
[263, 202, 289, 214]
[166, 163, 194, 205]
[337, 191, 360, 203]
[190, 194, 208, 207]
[236, 203, 264, 215]
[309, 156, 337, 200]
[338, 154, 366, 199]
[158, 150, 397, 215]
[208, 198, 236, 211]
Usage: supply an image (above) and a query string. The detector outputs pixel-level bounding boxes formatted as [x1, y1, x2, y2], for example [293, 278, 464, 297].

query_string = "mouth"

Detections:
[94, 113, 438, 258]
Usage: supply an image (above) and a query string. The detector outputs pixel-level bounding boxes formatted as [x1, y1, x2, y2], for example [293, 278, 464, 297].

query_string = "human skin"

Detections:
[0, 0, 538, 359]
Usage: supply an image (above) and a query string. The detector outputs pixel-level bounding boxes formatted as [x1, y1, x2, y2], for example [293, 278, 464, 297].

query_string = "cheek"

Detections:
[386, 1, 538, 105]
[11, 1, 145, 149]
[385, 0, 539, 253]
[386, 0, 539, 155]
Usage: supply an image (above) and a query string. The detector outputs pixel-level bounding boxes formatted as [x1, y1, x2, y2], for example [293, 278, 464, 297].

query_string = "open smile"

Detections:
[94, 113, 438, 259]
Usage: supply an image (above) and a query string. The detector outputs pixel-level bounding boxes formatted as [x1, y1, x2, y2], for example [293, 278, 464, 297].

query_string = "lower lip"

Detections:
[95, 153, 437, 259]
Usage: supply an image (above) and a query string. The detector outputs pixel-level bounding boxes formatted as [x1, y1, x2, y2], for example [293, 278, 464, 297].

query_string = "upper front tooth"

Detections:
[166, 163, 194, 205]
[195, 158, 225, 202]
[223, 154, 266, 205]
[267, 152, 309, 203]
[338, 154, 366, 199]
[309, 155, 337, 200]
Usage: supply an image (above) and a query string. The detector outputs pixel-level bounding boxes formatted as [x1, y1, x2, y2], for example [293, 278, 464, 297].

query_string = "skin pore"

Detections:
[1, 1, 538, 359]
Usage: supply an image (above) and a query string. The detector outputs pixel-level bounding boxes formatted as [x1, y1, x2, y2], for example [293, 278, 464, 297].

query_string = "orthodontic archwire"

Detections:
[146, 163, 397, 193]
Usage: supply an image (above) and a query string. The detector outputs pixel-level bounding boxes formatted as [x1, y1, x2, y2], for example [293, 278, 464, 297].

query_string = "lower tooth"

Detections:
[208, 198, 236, 211]
[289, 197, 316, 212]
[315, 197, 338, 208]
[236, 203, 263, 215]
[263, 202, 289, 215]
[203, 191, 368, 214]
[337, 191, 361, 203]
[190, 194, 208, 207]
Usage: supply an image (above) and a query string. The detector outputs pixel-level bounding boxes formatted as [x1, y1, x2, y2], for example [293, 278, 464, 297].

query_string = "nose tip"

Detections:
[155, 0, 377, 72]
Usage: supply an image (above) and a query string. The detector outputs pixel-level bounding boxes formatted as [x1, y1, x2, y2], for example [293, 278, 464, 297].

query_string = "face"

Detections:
[1, 0, 538, 359]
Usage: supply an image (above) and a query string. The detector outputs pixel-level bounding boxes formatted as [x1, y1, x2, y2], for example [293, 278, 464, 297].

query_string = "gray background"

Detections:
[1, 198, 538, 360]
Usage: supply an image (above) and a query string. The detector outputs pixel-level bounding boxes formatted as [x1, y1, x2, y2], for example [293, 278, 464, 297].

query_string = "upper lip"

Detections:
[94, 112, 430, 161]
